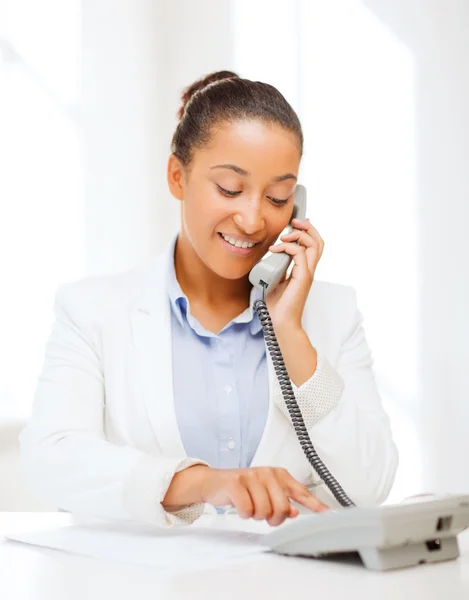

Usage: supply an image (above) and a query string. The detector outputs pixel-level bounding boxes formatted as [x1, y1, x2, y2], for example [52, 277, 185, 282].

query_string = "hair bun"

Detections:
[178, 70, 239, 120]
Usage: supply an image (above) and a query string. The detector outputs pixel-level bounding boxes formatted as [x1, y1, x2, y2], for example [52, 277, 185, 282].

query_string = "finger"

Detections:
[228, 484, 255, 519]
[290, 505, 299, 518]
[280, 229, 315, 249]
[264, 476, 297, 527]
[291, 218, 311, 231]
[289, 486, 328, 513]
[245, 474, 273, 521]
[283, 477, 329, 513]
[293, 219, 325, 257]
[269, 242, 308, 257]
[275, 470, 329, 513]
[269, 242, 309, 276]
[280, 228, 322, 273]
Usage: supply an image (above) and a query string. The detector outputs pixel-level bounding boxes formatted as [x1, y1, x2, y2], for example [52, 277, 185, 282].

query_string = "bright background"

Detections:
[1, 0, 469, 504]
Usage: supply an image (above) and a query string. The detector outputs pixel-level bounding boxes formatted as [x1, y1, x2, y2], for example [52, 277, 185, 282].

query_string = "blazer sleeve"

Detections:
[270, 286, 398, 507]
[19, 285, 208, 527]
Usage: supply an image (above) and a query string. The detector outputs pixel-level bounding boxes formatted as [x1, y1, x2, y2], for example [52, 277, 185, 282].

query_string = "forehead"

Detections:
[194, 119, 301, 176]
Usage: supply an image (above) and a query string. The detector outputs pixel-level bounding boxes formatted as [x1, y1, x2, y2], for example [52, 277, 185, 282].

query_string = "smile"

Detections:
[218, 233, 259, 256]
[219, 234, 257, 248]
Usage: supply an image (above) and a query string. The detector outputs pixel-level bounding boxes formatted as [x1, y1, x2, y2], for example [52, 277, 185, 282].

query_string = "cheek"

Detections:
[266, 211, 291, 238]
[183, 186, 224, 232]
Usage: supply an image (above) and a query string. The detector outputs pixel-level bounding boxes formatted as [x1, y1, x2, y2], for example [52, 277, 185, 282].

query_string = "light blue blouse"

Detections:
[168, 239, 269, 469]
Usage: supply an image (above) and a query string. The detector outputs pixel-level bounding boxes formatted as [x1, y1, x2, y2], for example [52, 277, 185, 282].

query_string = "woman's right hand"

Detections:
[200, 466, 328, 526]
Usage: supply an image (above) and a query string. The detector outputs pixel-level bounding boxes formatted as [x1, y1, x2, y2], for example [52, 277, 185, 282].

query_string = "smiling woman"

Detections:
[169, 117, 300, 288]
[20, 70, 398, 528]
[169, 72, 303, 288]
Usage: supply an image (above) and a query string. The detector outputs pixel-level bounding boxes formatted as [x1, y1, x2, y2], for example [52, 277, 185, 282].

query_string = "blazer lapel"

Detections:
[130, 250, 186, 458]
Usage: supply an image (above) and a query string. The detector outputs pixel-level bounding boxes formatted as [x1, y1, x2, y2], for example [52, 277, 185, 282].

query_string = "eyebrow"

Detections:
[210, 164, 297, 182]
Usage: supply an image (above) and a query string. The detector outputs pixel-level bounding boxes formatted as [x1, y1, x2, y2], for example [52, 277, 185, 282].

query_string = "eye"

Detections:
[267, 196, 289, 206]
[217, 184, 241, 197]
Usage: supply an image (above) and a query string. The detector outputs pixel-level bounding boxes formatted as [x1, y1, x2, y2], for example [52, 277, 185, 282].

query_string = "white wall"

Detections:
[233, 0, 469, 499]
[364, 0, 469, 495]
[231, 0, 300, 113]
[81, 0, 235, 276]
[0, 0, 83, 420]
[297, 0, 421, 502]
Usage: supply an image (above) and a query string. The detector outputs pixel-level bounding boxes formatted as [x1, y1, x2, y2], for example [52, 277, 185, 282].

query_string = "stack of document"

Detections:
[5, 519, 267, 573]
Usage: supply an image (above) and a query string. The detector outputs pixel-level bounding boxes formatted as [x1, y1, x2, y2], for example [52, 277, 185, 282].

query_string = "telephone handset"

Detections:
[248, 184, 355, 509]
[248, 184, 307, 294]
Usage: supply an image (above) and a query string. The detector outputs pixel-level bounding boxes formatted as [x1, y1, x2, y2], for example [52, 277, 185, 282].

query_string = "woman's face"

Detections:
[168, 119, 301, 280]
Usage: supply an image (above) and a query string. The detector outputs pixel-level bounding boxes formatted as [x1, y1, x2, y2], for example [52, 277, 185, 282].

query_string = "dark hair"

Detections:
[171, 70, 303, 166]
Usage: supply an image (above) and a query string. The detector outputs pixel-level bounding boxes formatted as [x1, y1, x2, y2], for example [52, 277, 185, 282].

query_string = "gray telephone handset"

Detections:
[246, 184, 469, 570]
[249, 184, 307, 294]
[250, 184, 356, 510]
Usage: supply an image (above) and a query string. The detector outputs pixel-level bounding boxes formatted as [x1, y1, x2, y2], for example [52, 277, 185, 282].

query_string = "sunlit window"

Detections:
[0, 0, 83, 418]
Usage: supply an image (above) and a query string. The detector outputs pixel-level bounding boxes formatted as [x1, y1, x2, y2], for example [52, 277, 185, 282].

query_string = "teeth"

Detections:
[221, 234, 255, 248]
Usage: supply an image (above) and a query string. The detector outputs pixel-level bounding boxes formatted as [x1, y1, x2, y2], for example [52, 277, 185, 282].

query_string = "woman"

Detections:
[20, 71, 398, 528]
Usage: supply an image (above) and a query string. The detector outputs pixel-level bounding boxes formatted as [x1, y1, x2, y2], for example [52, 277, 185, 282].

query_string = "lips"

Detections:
[218, 233, 259, 256]
[220, 233, 256, 248]
[218, 233, 259, 249]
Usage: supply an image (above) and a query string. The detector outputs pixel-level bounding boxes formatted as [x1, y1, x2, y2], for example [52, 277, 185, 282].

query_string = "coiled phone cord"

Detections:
[254, 297, 355, 508]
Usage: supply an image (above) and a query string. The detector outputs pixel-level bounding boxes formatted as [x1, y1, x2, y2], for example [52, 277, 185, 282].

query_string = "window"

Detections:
[0, 0, 83, 418]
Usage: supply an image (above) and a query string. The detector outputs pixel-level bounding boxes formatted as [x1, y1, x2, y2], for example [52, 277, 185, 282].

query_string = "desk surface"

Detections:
[1, 513, 469, 600]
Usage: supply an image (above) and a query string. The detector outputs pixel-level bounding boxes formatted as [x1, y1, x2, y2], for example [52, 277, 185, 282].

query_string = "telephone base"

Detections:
[357, 536, 459, 571]
[262, 495, 469, 571]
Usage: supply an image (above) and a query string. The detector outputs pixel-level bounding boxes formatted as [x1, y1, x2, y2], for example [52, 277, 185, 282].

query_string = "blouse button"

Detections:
[227, 438, 236, 450]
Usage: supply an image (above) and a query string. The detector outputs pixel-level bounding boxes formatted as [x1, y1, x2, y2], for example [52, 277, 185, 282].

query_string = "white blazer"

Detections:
[20, 242, 398, 527]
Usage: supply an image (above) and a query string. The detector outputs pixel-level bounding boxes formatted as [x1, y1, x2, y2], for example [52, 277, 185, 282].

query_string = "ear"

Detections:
[167, 154, 186, 201]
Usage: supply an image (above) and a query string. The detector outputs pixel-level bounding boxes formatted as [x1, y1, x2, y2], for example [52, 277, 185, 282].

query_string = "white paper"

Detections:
[5, 520, 267, 573]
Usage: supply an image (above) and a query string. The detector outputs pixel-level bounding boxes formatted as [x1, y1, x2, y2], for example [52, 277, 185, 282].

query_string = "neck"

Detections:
[174, 232, 251, 306]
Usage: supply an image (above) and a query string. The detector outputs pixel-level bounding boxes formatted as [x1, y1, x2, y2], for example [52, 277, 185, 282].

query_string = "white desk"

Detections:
[1, 513, 469, 600]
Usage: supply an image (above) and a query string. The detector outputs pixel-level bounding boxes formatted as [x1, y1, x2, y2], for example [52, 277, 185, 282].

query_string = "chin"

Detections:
[218, 269, 252, 281]
[210, 261, 252, 281]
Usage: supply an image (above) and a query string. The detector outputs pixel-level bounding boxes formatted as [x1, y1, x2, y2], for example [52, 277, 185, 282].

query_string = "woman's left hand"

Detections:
[266, 218, 324, 330]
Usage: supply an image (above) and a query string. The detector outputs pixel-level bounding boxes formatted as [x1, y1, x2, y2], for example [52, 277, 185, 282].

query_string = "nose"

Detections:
[233, 197, 265, 235]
